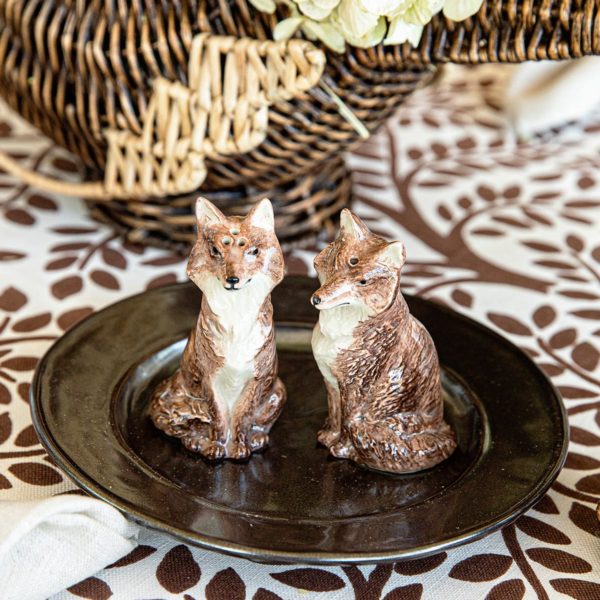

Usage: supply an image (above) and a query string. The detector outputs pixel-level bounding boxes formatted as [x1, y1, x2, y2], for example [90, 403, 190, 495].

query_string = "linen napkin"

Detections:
[0, 495, 138, 600]
[505, 57, 600, 137]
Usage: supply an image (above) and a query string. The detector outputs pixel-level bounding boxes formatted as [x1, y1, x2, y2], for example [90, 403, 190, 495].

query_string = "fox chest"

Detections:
[311, 306, 368, 388]
[312, 327, 353, 367]
[209, 320, 270, 413]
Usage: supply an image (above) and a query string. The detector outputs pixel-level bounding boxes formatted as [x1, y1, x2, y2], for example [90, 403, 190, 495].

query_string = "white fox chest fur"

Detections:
[312, 304, 370, 390]
[202, 274, 273, 415]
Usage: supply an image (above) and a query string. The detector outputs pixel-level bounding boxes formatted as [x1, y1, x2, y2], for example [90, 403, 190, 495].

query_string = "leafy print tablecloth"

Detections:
[0, 65, 599, 600]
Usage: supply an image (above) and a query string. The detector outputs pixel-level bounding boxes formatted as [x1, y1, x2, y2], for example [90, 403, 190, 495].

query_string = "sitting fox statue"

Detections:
[311, 209, 456, 474]
[150, 197, 286, 461]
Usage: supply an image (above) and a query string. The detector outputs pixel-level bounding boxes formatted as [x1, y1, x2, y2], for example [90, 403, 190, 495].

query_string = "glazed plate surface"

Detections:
[31, 278, 567, 564]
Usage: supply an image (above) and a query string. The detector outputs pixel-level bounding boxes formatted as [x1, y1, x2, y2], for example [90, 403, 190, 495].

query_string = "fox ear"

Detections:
[313, 245, 331, 284]
[246, 198, 275, 231]
[379, 241, 406, 269]
[195, 197, 227, 226]
[339, 209, 369, 240]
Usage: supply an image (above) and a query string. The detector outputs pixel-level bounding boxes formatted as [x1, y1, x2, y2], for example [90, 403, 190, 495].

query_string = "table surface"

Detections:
[0, 65, 599, 600]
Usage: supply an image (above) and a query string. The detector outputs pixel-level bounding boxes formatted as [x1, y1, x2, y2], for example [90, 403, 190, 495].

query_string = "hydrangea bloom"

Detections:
[252, 0, 484, 51]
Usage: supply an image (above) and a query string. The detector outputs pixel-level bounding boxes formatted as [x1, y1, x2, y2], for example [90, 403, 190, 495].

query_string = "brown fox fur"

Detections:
[311, 209, 456, 473]
[150, 198, 286, 461]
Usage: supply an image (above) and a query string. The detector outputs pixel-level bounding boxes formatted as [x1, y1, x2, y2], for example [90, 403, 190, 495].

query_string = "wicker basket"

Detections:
[0, 0, 598, 251]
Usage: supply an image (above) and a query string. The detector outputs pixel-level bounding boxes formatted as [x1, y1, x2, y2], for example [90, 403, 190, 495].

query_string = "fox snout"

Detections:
[223, 262, 245, 290]
[221, 268, 254, 291]
[311, 280, 353, 310]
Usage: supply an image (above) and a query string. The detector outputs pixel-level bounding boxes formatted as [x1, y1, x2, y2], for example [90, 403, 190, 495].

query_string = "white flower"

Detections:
[357, 0, 411, 16]
[302, 19, 347, 52]
[273, 17, 305, 40]
[248, 0, 276, 14]
[398, 0, 444, 25]
[384, 17, 424, 46]
[335, 0, 380, 39]
[254, 0, 485, 51]
[443, 0, 483, 21]
[297, 0, 341, 20]
[343, 16, 386, 47]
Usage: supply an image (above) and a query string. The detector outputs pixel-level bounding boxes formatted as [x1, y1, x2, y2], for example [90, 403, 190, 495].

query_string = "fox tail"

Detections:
[349, 416, 456, 474]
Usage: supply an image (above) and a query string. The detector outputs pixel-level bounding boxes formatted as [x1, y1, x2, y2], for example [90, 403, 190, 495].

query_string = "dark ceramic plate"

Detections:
[31, 277, 567, 564]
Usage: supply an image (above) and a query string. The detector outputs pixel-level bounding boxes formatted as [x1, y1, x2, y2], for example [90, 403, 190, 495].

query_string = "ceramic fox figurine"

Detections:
[150, 197, 286, 461]
[311, 209, 456, 474]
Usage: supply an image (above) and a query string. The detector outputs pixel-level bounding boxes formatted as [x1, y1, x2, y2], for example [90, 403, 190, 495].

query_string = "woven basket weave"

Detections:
[1, 0, 599, 250]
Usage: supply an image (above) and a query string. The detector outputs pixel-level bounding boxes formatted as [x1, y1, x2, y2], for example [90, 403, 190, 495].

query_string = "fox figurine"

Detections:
[150, 197, 286, 461]
[311, 209, 456, 474]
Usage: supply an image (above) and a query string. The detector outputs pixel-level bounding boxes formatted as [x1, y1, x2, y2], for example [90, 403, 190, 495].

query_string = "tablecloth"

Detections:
[0, 64, 599, 600]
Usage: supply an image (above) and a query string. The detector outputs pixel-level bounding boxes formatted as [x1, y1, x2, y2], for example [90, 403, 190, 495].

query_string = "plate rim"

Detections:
[30, 278, 569, 564]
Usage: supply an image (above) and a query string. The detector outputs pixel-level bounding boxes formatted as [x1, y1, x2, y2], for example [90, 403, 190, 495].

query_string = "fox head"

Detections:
[187, 197, 284, 295]
[311, 209, 406, 315]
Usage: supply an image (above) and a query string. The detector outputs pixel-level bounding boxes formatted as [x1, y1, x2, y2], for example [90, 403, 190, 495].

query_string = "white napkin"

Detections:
[0, 495, 139, 600]
[505, 57, 600, 137]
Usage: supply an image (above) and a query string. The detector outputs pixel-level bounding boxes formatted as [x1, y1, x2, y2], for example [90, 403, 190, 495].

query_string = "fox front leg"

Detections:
[228, 380, 265, 461]
[228, 377, 286, 459]
[318, 379, 343, 448]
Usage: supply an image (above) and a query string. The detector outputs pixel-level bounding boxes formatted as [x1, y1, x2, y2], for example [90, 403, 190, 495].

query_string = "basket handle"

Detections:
[0, 35, 325, 200]
[0, 153, 107, 198]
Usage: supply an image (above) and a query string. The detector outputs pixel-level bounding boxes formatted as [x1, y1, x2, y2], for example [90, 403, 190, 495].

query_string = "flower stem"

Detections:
[319, 80, 370, 139]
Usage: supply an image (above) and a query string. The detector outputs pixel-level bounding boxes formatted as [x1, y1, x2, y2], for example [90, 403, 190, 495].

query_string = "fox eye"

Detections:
[349, 257, 359, 266]
[248, 247, 259, 256]
[210, 245, 221, 258]
[359, 279, 367, 286]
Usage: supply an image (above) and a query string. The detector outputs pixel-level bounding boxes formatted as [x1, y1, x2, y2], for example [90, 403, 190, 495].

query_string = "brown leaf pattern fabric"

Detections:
[1, 65, 599, 598]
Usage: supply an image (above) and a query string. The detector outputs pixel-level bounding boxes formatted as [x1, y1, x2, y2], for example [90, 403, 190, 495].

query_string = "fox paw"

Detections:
[151, 412, 171, 430]
[181, 435, 205, 453]
[231, 440, 252, 461]
[202, 441, 226, 461]
[249, 431, 269, 451]
[317, 428, 340, 448]
[330, 440, 354, 459]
